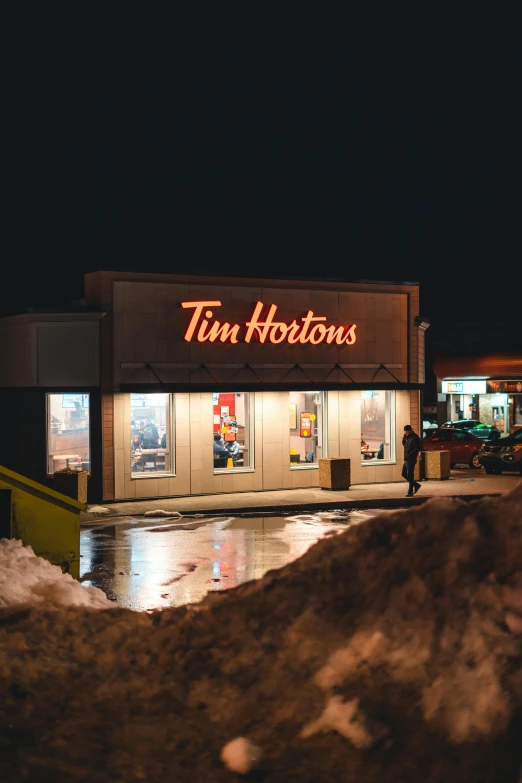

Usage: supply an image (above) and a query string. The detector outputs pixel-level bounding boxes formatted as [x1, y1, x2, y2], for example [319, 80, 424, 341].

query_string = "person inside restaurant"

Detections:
[213, 432, 230, 467]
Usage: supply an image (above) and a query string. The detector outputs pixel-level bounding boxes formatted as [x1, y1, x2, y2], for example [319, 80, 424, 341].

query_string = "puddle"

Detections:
[79, 510, 379, 611]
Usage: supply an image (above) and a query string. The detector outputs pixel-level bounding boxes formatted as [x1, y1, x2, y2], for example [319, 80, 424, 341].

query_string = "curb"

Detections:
[80, 492, 502, 524]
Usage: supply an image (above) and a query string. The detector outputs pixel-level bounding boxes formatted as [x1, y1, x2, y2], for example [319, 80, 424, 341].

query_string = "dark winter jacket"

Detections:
[142, 423, 159, 448]
[402, 431, 422, 461]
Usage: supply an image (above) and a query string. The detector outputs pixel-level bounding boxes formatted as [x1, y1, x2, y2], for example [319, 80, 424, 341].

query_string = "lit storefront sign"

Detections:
[181, 301, 357, 346]
[487, 381, 522, 393]
[441, 380, 486, 394]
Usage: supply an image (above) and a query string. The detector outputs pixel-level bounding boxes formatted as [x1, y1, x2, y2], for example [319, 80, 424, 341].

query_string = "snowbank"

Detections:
[0, 538, 114, 610]
[1, 484, 522, 782]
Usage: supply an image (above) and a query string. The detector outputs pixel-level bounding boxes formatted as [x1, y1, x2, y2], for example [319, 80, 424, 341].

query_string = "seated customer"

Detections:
[226, 439, 241, 464]
[213, 433, 230, 465]
[142, 418, 159, 449]
[131, 434, 144, 471]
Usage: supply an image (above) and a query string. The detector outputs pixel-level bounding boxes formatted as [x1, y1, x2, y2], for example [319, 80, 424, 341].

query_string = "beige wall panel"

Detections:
[113, 395, 124, 451]
[190, 470, 202, 496]
[124, 476, 137, 498]
[263, 459, 284, 490]
[231, 472, 254, 492]
[291, 468, 316, 488]
[114, 450, 125, 498]
[133, 478, 159, 498]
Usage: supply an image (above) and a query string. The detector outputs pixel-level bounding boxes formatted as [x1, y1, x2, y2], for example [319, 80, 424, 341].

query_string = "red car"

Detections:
[422, 428, 483, 469]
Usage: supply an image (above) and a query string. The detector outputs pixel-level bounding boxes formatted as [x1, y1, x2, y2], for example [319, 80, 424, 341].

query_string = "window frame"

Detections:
[213, 392, 255, 475]
[360, 390, 396, 466]
[289, 391, 327, 470]
[46, 392, 92, 476]
[131, 392, 176, 479]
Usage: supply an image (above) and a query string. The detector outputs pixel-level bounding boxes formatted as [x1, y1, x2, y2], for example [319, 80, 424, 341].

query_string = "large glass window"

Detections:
[47, 393, 91, 474]
[289, 391, 325, 467]
[360, 390, 395, 463]
[131, 393, 172, 475]
[213, 392, 252, 471]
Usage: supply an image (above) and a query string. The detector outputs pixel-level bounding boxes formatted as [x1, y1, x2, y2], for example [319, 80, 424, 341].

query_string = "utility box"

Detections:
[54, 470, 88, 504]
[423, 451, 451, 480]
[319, 458, 350, 490]
[0, 464, 85, 578]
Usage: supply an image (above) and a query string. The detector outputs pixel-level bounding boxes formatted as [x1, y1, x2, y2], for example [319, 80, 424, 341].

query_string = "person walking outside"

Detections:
[402, 424, 422, 497]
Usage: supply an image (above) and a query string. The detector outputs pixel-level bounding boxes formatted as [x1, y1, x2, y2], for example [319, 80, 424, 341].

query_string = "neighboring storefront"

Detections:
[435, 359, 522, 437]
[84, 272, 427, 502]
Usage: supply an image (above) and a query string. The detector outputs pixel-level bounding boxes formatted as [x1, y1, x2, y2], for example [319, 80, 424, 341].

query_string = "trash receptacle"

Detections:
[423, 451, 450, 480]
[319, 458, 350, 490]
[54, 469, 88, 503]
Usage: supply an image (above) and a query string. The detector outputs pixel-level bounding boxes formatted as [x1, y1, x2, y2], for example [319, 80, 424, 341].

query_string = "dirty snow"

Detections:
[0, 538, 114, 610]
[1, 484, 522, 782]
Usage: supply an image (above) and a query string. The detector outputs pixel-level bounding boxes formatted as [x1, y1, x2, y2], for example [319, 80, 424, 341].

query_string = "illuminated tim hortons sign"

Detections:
[181, 301, 357, 345]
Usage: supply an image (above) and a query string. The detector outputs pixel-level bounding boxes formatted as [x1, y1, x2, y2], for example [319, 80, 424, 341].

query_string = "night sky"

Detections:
[6, 31, 522, 330]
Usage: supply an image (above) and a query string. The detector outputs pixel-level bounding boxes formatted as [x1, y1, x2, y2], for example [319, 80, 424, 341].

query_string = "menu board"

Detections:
[300, 412, 312, 438]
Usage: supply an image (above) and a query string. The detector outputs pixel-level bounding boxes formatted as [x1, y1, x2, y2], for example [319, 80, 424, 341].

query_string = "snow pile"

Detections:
[0, 538, 113, 610]
[1, 484, 522, 782]
[143, 509, 183, 517]
[220, 737, 261, 774]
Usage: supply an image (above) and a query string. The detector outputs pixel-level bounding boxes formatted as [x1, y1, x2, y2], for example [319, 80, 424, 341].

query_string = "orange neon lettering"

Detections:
[197, 319, 211, 341]
[286, 320, 301, 344]
[309, 323, 327, 344]
[344, 324, 357, 344]
[245, 302, 278, 343]
[325, 324, 349, 345]
[298, 312, 327, 344]
[182, 301, 222, 341]
[268, 323, 289, 344]
[180, 300, 357, 347]
[206, 321, 240, 343]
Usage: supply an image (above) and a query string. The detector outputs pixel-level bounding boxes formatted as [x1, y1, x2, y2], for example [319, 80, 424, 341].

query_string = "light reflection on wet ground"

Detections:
[80, 511, 377, 611]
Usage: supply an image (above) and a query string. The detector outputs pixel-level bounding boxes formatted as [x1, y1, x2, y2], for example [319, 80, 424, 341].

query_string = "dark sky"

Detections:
[6, 29, 522, 328]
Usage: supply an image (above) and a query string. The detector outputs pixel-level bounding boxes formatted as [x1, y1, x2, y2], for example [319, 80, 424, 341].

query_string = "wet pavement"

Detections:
[81, 468, 522, 524]
[80, 510, 376, 611]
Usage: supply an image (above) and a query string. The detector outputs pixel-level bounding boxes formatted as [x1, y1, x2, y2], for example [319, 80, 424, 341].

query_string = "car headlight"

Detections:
[502, 444, 522, 453]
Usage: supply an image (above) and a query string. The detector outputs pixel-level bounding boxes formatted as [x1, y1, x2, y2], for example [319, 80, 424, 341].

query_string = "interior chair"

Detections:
[305, 451, 314, 462]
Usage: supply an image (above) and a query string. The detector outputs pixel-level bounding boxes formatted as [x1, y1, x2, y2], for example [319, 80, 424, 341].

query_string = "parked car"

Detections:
[422, 428, 484, 469]
[477, 428, 522, 475]
[440, 419, 501, 441]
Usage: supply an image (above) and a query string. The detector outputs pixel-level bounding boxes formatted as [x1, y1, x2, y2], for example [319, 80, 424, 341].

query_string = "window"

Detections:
[213, 392, 252, 471]
[131, 393, 172, 475]
[289, 391, 325, 467]
[428, 431, 452, 442]
[47, 393, 90, 474]
[360, 390, 395, 463]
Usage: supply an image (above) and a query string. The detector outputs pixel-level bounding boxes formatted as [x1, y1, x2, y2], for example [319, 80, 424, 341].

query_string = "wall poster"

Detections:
[289, 404, 297, 430]
[300, 412, 312, 438]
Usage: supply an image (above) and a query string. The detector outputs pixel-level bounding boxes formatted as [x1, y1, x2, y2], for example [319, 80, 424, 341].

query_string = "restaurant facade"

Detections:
[84, 272, 427, 502]
[0, 273, 428, 503]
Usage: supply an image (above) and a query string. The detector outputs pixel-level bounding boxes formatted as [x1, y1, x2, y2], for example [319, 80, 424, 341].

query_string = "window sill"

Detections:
[360, 460, 396, 466]
[214, 467, 255, 475]
[290, 463, 318, 470]
[132, 472, 176, 479]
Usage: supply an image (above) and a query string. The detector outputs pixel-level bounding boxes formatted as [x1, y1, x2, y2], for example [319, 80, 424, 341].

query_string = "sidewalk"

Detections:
[81, 470, 522, 524]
